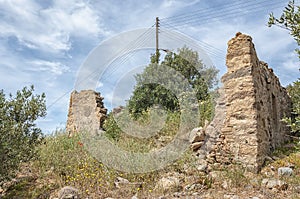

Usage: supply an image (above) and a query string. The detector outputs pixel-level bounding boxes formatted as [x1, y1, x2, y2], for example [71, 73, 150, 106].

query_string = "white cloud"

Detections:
[0, 0, 105, 53]
[28, 60, 70, 75]
[161, 0, 200, 9]
[282, 54, 300, 71]
[93, 0, 201, 31]
[96, 81, 103, 89]
[43, 0, 106, 37]
[1, 0, 298, 134]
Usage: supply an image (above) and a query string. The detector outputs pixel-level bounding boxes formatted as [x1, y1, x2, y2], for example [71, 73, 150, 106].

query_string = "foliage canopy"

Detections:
[268, 0, 300, 59]
[128, 47, 218, 118]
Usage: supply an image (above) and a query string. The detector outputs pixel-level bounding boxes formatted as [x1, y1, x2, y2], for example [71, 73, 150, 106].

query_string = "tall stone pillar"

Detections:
[66, 90, 107, 136]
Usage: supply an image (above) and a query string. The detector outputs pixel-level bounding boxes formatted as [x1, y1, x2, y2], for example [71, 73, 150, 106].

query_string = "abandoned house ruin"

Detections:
[66, 32, 292, 172]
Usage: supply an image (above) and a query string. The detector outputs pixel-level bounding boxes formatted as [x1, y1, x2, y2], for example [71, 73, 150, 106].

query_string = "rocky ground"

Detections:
[1, 139, 300, 199]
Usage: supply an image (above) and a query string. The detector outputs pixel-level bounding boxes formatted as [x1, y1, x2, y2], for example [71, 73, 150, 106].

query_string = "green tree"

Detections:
[268, 0, 300, 59]
[0, 85, 46, 181]
[268, 0, 300, 133]
[283, 82, 300, 133]
[128, 47, 218, 118]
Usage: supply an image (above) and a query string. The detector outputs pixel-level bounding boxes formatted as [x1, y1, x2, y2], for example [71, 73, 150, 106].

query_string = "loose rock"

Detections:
[262, 178, 288, 190]
[57, 186, 80, 199]
[156, 176, 180, 192]
[278, 167, 293, 177]
[191, 142, 204, 151]
[189, 127, 205, 143]
[197, 162, 208, 172]
[114, 177, 130, 189]
[224, 194, 239, 199]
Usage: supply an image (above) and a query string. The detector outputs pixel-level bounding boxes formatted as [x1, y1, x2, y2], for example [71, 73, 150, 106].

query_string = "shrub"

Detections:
[103, 113, 122, 141]
[0, 85, 46, 181]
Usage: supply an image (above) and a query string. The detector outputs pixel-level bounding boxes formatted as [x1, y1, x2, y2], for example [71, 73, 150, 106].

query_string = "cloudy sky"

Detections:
[0, 0, 299, 134]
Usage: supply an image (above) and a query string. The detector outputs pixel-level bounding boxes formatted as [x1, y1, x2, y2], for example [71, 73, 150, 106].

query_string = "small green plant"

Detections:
[219, 164, 249, 190]
[199, 92, 216, 127]
[103, 113, 122, 141]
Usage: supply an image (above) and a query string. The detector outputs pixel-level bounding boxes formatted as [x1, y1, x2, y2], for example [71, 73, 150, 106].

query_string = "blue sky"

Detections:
[0, 0, 299, 134]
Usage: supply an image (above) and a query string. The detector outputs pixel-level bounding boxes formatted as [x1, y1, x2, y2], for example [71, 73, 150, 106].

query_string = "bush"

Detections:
[283, 80, 300, 134]
[199, 93, 215, 127]
[103, 113, 122, 141]
[0, 85, 46, 181]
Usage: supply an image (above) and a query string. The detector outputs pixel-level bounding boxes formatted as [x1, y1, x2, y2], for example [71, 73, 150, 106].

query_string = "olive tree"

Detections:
[0, 85, 46, 181]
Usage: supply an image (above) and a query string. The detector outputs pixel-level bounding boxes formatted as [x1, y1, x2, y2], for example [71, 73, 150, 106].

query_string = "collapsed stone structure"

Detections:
[65, 33, 292, 172]
[200, 33, 292, 172]
[66, 90, 107, 136]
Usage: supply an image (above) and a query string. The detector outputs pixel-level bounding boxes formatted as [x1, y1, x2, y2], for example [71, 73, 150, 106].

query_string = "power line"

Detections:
[99, 0, 287, 90]
[47, 25, 155, 110]
[160, 21, 225, 58]
[160, 0, 261, 21]
[75, 25, 155, 88]
[161, 0, 286, 25]
[157, 0, 286, 61]
[99, 29, 155, 82]
[167, 2, 286, 28]
[159, 17, 225, 60]
[47, 0, 289, 110]
[166, 1, 282, 27]
[76, 1, 285, 94]
[160, 29, 225, 62]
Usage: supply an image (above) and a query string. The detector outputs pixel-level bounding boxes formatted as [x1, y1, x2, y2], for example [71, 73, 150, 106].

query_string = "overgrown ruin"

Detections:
[66, 33, 292, 172]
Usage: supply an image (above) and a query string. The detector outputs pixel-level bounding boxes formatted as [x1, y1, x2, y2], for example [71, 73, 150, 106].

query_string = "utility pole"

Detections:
[155, 17, 160, 64]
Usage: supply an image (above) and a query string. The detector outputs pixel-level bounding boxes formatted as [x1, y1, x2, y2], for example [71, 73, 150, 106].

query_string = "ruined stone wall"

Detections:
[66, 90, 107, 136]
[65, 33, 291, 173]
[216, 33, 292, 171]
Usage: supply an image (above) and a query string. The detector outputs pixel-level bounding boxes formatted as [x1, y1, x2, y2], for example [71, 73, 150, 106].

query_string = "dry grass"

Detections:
[2, 127, 300, 198]
[1, 128, 208, 198]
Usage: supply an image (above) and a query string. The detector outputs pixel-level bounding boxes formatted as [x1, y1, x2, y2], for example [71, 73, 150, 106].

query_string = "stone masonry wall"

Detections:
[215, 33, 292, 172]
[66, 90, 107, 136]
